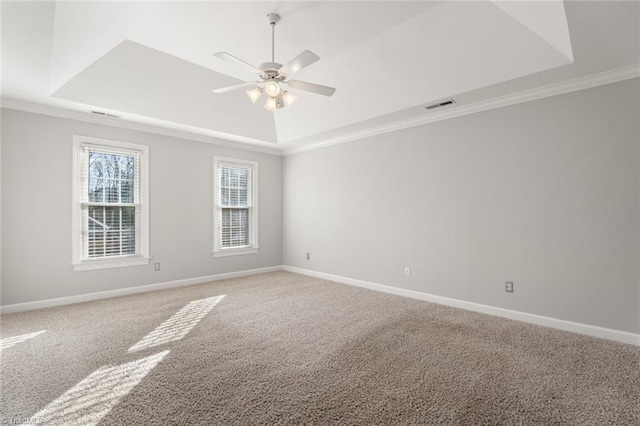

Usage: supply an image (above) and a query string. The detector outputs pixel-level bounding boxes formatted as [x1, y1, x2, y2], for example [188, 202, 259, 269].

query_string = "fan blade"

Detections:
[214, 52, 263, 75]
[287, 80, 336, 97]
[279, 50, 320, 76]
[212, 81, 260, 94]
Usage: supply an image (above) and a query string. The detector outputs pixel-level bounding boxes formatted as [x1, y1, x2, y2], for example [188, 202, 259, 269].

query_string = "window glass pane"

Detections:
[89, 152, 105, 179]
[221, 187, 229, 205]
[229, 188, 239, 207]
[229, 169, 239, 187]
[221, 208, 248, 248]
[88, 150, 135, 204]
[221, 167, 229, 187]
[88, 231, 104, 258]
[88, 177, 104, 202]
[87, 206, 136, 258]
[221, 228, 231, 247]
[238, 170, 247, 188]
[103, 179, 119, 203]
[88, 206, 105, 231]
[105, 154, 119, 179]
[118, 155, 135, 180]
[121, 180, 133, 203]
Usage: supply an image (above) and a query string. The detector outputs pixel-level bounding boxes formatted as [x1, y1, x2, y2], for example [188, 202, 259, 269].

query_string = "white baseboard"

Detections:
[0, 266, 283, 314]
[283, 265, 640, 346]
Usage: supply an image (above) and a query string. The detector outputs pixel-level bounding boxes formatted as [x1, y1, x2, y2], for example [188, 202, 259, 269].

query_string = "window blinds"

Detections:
[81, 145, 140, 258]
[218, 162, 252, 248]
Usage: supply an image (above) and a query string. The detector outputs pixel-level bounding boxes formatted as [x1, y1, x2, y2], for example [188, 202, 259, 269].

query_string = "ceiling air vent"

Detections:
[425, 99, 456, 110]
[91, 110, 120, 119]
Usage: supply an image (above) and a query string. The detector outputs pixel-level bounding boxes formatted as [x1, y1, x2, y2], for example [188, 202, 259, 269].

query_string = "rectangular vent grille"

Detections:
[91, 111, 120, 119]
[425, 99, 456, 110]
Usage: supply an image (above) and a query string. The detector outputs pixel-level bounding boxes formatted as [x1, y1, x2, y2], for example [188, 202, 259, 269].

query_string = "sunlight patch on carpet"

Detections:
[30, 350, 169, 425]
[128, 295, 225, 352]
[0, 330, 46, 350]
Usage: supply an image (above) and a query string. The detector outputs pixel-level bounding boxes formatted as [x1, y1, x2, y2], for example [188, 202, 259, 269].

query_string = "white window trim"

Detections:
[71, 135, 150, 271]
[213, 156, 259, 257]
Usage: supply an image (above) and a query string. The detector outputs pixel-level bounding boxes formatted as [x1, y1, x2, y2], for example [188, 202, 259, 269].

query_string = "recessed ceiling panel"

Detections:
[275, 0, 574, 143]
[2, 1, 637, 151]
[48, 1, 438, 94]
[52, 40, 278, 143]
[493, 0, 573, 61]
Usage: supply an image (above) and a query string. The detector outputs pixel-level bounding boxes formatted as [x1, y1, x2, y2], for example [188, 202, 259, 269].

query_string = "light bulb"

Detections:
[264, 81, 281, 97]
[246, 88, 263, 104]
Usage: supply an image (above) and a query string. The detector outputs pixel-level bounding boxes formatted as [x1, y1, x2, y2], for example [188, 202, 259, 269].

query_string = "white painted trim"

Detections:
[282, 266, 640, 346]
[213, 248, 259, 258]
[0, 98, 282, 156]
[0, 266, 283, 314]
[2, 66, 638, 156]
[72, 256, 151, 271]
[283, 65, 640, 155]
[4, 66, 639, 159]
[71, 135, 150, 270]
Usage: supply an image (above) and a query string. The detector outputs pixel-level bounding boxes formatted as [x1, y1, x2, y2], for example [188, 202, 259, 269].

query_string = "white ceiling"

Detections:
[2, 1, 639, 152]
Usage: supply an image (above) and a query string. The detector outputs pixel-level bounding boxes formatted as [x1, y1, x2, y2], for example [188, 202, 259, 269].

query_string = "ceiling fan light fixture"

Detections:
[246, 87, 263, 103]
[265, 80, 281, 97]
[212, 13, 336, 109]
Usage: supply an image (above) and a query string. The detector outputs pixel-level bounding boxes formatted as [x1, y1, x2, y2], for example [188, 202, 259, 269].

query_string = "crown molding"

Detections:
[0, 98, 283, 156]
[3, 65, 638, 157]
[282, 64, 640, 156]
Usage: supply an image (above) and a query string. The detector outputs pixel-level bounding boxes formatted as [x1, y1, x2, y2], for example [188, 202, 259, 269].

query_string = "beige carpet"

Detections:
[1, 271, 639, 425]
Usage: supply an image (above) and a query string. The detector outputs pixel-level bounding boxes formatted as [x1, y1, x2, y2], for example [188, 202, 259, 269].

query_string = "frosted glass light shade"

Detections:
[246, 88, 263, 104]
[264, 96, 278, 111]
[283, 91, 297, 106]
[264, 93, 285, 111]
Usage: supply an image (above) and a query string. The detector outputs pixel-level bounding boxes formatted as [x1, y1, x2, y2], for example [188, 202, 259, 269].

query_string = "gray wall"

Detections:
[1, 109, 282, 305]
[283, 78, 640, 334]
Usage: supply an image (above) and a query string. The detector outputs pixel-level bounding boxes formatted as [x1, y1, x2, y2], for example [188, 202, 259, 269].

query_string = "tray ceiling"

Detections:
[2, 1, 638, 152]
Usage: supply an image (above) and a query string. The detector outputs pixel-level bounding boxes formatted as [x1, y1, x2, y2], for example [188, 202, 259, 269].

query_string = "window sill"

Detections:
[213, 247, 259, 258]
[72, 256, 151, 271]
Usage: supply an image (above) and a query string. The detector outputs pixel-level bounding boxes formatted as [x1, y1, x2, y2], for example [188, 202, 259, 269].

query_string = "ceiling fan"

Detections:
[212, 13, 336, 111]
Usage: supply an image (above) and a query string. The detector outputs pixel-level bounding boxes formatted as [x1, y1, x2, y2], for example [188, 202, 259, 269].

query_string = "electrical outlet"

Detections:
[404, 266, 411, 276]
[306, 253, 310, 260]
[505, 281, 514, 293]
[154, 263, 161, 271]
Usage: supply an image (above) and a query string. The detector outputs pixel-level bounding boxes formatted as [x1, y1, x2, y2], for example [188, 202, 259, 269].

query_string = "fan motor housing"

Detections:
[260, 63, 284, 80]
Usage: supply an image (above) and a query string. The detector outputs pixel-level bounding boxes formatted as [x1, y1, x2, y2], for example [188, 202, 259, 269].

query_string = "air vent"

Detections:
[91, 110, 120, 119]
[425, 99, 456, 110]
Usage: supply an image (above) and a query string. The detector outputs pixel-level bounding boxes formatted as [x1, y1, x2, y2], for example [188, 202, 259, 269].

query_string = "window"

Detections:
[213, 157, 258, 257]
[72, 135, 150, 271]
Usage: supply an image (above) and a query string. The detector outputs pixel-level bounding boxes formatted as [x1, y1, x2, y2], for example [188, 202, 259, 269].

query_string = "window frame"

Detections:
[213, 156, 259, 257]
[71, 135, 150, 271]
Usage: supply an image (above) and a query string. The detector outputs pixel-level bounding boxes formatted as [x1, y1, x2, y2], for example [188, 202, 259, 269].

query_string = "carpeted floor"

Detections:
[1, 271, 639, 425]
